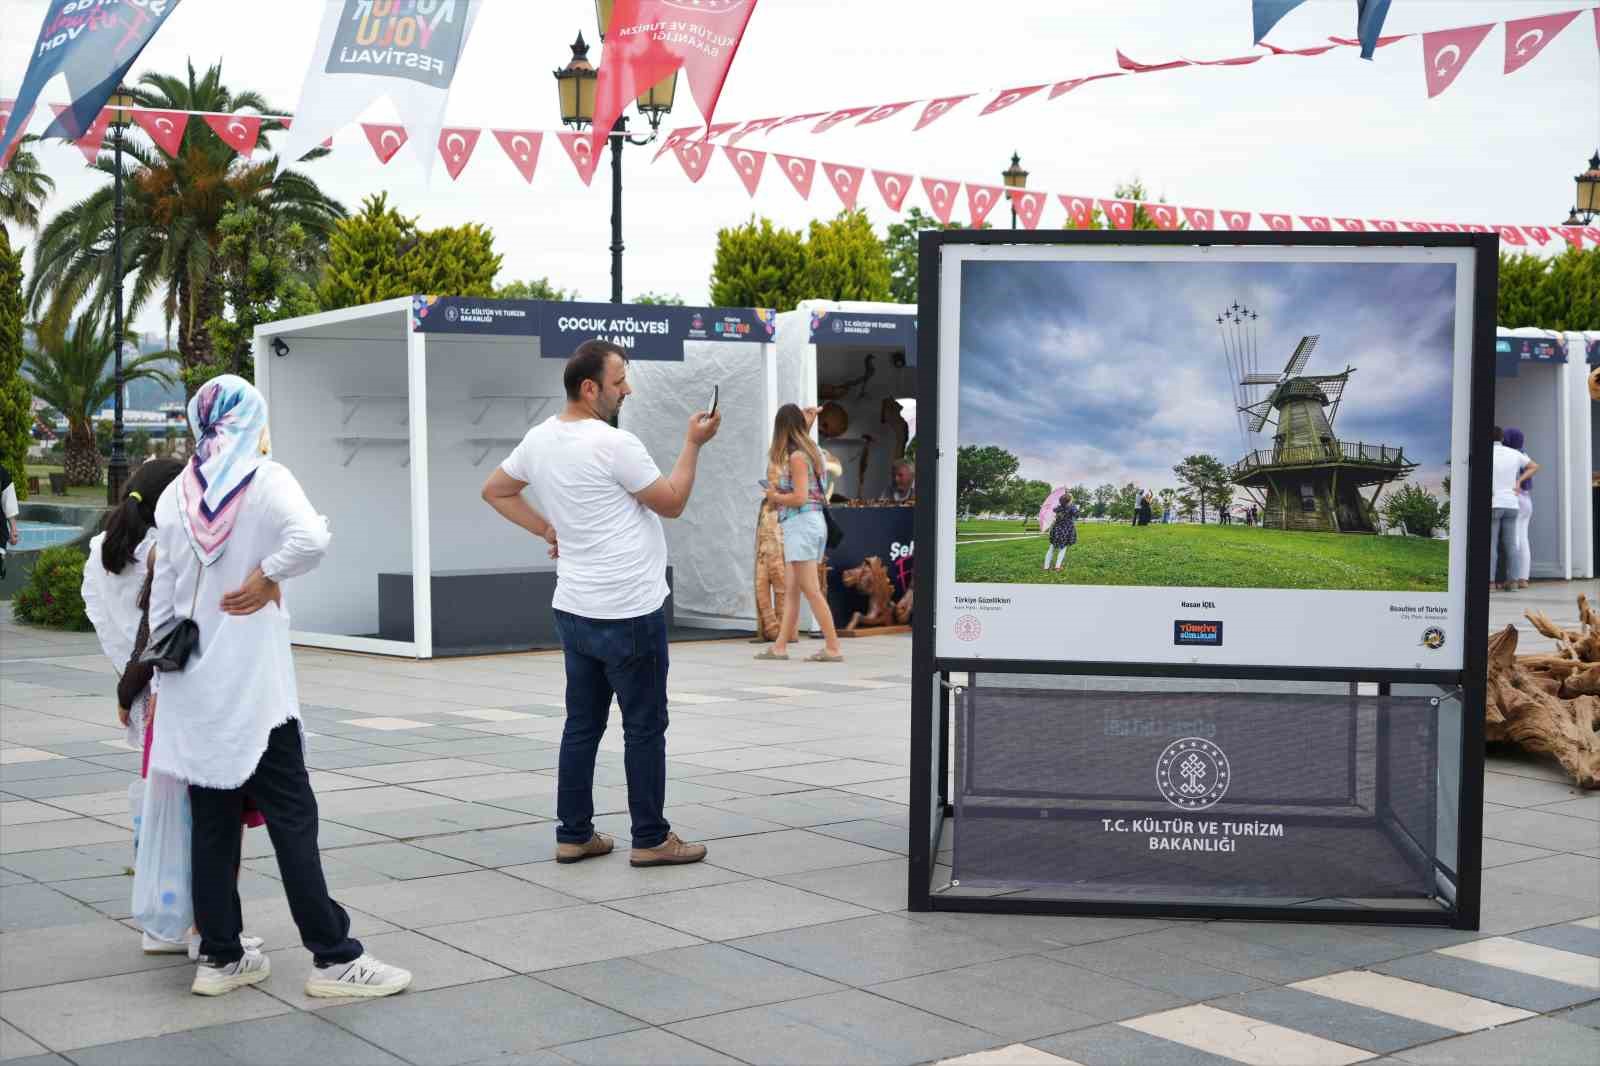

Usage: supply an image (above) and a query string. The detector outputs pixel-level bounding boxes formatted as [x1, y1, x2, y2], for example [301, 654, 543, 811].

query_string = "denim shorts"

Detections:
[780, 510, 827, 562]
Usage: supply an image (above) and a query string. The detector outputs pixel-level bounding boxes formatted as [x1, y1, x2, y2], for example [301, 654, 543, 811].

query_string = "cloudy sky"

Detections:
[2, 1, 1592, 339]
[956, 256, 1459, 495]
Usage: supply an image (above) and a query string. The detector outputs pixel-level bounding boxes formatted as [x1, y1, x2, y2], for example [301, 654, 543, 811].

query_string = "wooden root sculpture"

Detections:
[842, 556, 896, 631]
[1485, 594, 1600, 789]
[753, 499, 787, 642]
[893, 585, 913, 625]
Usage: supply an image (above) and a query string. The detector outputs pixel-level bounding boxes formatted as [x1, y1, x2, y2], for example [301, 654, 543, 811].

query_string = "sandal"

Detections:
[753, 650, 790, 660]
[806, 651, 845, 663]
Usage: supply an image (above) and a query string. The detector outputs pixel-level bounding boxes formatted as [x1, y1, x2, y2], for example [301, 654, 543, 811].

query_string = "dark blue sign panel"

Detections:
[412, 296, 538, 336]
[411, 297, 776, 361]
[809, 309, 918, 366]
[1495, 335, 1567, 364]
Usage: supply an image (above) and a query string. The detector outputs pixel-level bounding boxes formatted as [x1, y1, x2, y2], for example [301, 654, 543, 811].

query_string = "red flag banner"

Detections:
[979, 85, 1046, 116]
[925, 178, 961, 224]
[1145, 203, 1181, 230]
[873, 169, 912, 212]
[1586, 228, 1600, 248]
[1329, 33, 1410, 50]
[1116, 50, 1190, 74]
[726, 116, 781, 145]
[1335, 218, 1367, 232]
[555, 130, 600, 185]
[438, 128, 480, 181]
[1260, 42, 1339, 56]
[697, 121, 739, 143]
[967, 184, 1005, 226]
[1368, 219, 1399, 232]
[1495, 225, 1527, 247]
[1100, 199, 1136, 230]
[0, 101, 30, 167]
[672, 139, 713, 183]
[1011, 189, 1046, 230]
[362, 122, 409, 165]
[1434, 223, 1463, 233]
[1504, 10, 1580, 74]
[1423, 23, 1495, 98]
[1049, 73, 1125, 99]
[1404, 222, 1435, 232]
[653, 125, 697, 161]
[1220, 209, 1253, 230]
[492, 129, 542, 183]
[1060, 195, 1095, 228]
[913, 95, 972, 131]
[1554, 226, 1585, 247]
[725, 145, 766, 196]
[49, 104, 110, 163]
[775, 153, 815, 199]
[1182, 206, 1215, 229]
[1299, 215, 1332, 231]
[1521, 225, 1552, 245]
[812, 107, 871, 134]
[132, 109, 188, 157]
[588, 0, 759, 160]
[204, 114, 261, 157]
[768, 112, 827, 136]
[822, 161, 864, 210]
[1263, 212, 1294, 231]
[857, 102, 913, 126]
[1188, 54, 1263, 66]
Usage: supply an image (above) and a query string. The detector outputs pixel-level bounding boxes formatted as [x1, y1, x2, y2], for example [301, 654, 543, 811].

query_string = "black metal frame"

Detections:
[908, 229, 1496, 929]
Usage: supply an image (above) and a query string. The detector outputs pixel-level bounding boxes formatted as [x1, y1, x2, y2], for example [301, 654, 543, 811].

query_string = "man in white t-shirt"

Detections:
[481, 339, 721, 868]
[1488, 425, 1537, 591]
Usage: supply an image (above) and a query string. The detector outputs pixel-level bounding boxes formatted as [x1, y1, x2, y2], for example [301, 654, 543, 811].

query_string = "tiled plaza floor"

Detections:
[0, 583, 1595, 1065]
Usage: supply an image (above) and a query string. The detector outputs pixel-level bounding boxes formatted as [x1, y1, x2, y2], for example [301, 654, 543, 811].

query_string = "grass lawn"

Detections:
[23, 464, 113, 504]
[955, 522, 1449, 591]
[957, 519, 1037, 535]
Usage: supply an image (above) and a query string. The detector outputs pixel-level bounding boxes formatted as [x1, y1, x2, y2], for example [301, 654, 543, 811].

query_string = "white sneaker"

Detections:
[141, 931, 189, 955]
[190, 949, 270, 996]
[304, 954, 412, 999]
[184, 932, 263, 961]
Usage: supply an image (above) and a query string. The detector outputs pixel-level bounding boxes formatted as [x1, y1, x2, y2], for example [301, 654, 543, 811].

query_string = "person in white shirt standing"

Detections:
[1488, 425, 1538, 592]
[482, 340, 720, 868]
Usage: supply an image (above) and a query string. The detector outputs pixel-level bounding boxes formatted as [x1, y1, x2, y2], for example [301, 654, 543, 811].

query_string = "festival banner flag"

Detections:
[725, 145, 766, 196]
[1423, 23, 1494, 98]
[1100, 199, 1136, 229]
[822, 162, 864, 210]
[492, 129, 541, 183]
[1355, 0, 1397, 58]
[775, 154, 815, 199]
[1010, 189, 1046, 229]
[1049, 72, 1125, 98]
[1252, 1, 1312, 44]
[873, 169, 912, 212]
[132, 109, 188, 157]
[47, 103, 111, 163]
[204, 114, 261, 158]
[0, 101, 30, 167]
[1182, 206, 1216, 229]
[1145, 203, 1181, 230]
[923, 178, 960, 224]
[726, 116, 782, 145]
[1495, 225, 1527, 247]
[1220, 209, 1253, 230]
[1299, 215, 1332, 231]
[672, 139, 713, 183]
[967, 184, 1005, 226]
[979, 85, 1046, 116]
[1521, 225, 1552, 245]
[588, 0, 759, 163]
[812, 107, 872, 134]
[1504, 10, 1581, 74]
[857, 102, 913, 126]
[1368, 219, 1399, 232]
[1116, 50, 1190, 74]
[438, 127, 480, 180]
[282, 0, 481, 178]
[556, 130, 600, 185]
[1060, 195, 1095, 228]
[2, 0, 185, 169]
[1335, 217, 1367, 231]
[913, 95, 972, 131]
[1262, 212, 1294, 231]
[362, 122, 409, 165]
[1329, 33, 1410, 51]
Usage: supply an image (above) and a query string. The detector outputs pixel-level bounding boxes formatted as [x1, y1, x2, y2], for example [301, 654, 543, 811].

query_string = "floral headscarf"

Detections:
[177, 376, 268, 566]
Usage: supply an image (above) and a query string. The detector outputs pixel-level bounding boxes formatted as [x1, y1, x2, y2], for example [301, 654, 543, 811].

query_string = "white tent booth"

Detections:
[1492, 327, 1596, 581]
[254, 296, 779, 658]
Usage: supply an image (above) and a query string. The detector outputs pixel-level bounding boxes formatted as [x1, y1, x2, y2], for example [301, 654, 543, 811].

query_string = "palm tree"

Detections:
[24, 310, 176, 485]
[0, 135, 56, 236]
[25, 62, 343, 388]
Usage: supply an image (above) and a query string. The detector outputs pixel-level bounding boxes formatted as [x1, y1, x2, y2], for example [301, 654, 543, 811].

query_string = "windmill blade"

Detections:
[1247, 405, 1273, 434]
[1282, 334, 1320, 378]
[1241, 373, 1280, 385]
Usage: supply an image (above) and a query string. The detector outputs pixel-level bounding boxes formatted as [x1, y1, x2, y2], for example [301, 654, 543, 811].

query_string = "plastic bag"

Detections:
[127, 778, 145, 852]
[131, 771, 193, 944]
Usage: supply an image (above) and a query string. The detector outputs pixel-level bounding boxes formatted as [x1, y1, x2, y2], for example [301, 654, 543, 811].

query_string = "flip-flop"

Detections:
[753, 650, 790, 660]
[806, 651, 845, 663]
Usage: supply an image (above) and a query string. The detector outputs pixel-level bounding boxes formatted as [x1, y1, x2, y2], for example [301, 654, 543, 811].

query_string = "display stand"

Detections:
[910, 231, 1498, 929]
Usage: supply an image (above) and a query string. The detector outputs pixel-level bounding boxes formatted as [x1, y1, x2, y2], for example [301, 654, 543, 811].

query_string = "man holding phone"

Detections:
[481, 339, 721, 868]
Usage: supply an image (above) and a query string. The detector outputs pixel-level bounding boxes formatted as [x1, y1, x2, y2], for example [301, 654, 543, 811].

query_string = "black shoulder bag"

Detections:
[138, 554, 202, 671]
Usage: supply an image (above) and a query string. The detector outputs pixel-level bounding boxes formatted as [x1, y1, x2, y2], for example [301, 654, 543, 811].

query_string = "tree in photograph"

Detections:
[0, 135, 55, 238]
[1380, 482, 1447, 537]
[202, 203, 318, 391]
[318, 193, 502, 310]
[1497, 246, 1600, 331]
[0, 229, 32, 499]
[1173, 453, 1231, 524]
[632, 291, 685, 305]
[1092, 482, 1116, 518]
[496, 277, 577, 301]
[1109, 482, 1140, 521]
[708, 216, 807, 310]
[955, 445, 1020, 516]
[1212, 482, 1237, 523]
[800, 210, 892, 303]
[1010, 478, 1053, 526]
[1177, 492, 1199, 520]
[1158, 487, 1177, 517]
[885, 206, 966, 304]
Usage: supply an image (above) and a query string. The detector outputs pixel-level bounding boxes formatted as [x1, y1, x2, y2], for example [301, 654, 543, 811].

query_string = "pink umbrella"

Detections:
[1037, 486, 1066, 531]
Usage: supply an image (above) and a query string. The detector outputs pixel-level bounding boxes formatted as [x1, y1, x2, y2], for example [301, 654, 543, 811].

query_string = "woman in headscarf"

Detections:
[147, 377, 411, 999]
[1502, 427, 1535, 590]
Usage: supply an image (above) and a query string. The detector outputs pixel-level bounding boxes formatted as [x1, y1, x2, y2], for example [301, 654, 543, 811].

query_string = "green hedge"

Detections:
[12, 545, 92, 630]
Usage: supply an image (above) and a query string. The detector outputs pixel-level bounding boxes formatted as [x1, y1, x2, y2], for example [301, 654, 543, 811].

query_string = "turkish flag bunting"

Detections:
[967, 184, 1005, 226]
[1586, 228, 1600, 248]
[1434, 223, 1463, 233]
[775, 154, 815, 199]
[857, 102, 913, 126]
[924, 178, 960, 223]
[724, 146, 766, 196]
[979, 85, 1046, 116]
[873, 169, 913, 213]
[1145, 203, 1181, 230]
[672, 140, 714, 183]
[1010, 189, 1046, 230]
[913, 95, 972, 131]
[1059, 196, 1095, 228]
[555, 130, 600, 185]
[1187, 54, 1263, 66]
[1299, 215, 1332, 231]
[768, 112, 827, 136]
[1220, 210, 1252, 230]
[653, 126, 697, 162]
[1049, 72, 1125, 99]
[1368, 219, 1400, 232]
[1263, 213, 1294, 231]
[1329, 34, 1410, 50]
[362, 123, 409, 165]
[1182, 207, 1215, 229]
[1403, 222, 1435, 232]
[437, 128, 481, 181]
[727, 117, 782, 146]
[205, 114, 262, 157]
[1495, 225, 1527, 246]
[1504, 11, 1580, 74]
[1100, 199, 1136, 230]
[1520, 226, 1552, 245]
[492, 130, 542, 183]
[812, 108, 872, 134]
[588, 0, 758, 164]
[49, 105, 112, 163]
[0, 101, 31, 167]
[132, 109, 188, 157]
[1464, 224, 1492, 233]
[1260, 42, 1339, 56]
[697, 122, 739, 143]
[822, 162, 865, 210]
[1422, 23, 1494, 98]
[1116, 50, 1190, 73]
[1335, 218, 1367, 232]
[1552, 226, 1585, 247]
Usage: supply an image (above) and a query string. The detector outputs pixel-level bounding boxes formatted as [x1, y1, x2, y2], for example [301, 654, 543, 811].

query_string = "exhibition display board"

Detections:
[255, 296, 778, 657]
[910, 232, 1497, 927]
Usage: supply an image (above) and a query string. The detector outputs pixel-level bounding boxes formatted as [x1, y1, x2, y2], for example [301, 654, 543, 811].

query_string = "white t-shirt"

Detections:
[1490, 442, 1531, 511]
[500, 417, 668, 620]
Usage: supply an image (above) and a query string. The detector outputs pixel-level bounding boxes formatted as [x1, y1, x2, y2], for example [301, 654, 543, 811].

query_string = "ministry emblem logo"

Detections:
[1156, 737, 1231, 811]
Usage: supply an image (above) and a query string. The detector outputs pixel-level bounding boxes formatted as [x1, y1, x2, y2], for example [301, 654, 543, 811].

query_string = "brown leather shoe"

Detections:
[630, 832, 707, 868]
[556, 832, 614, 865]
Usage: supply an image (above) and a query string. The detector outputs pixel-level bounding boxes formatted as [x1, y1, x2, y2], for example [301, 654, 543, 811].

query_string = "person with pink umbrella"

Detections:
[1042, 488, 1079, 572]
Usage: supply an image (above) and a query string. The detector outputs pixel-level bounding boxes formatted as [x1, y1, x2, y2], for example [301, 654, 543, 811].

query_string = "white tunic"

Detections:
[80, 530, 156, 749]
[146, 461, 330, 789]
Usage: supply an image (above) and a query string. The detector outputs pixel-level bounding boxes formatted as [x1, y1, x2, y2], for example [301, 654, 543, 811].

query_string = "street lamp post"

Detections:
[1567, 150, 1600, 226]
[1001, 151, 1028, 230]
[106, 85, 135, 505]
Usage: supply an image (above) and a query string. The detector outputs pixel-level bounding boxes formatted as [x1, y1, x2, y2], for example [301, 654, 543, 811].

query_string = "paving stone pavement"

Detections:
[1, 588, 1596, 1065]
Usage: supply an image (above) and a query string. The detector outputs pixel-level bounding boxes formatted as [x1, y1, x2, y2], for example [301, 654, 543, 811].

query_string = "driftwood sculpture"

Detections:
[881, 398, 909, 461]
[753, 499, 786, 641]
[893, 586, 913, 625]
[842, 557, 896, 630]
[1485, 594, 1600, 789]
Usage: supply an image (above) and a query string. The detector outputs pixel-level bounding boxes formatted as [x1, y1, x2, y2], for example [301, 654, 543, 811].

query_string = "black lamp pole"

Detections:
[107, 95, 130, 504]
[609, 117, 624, 304]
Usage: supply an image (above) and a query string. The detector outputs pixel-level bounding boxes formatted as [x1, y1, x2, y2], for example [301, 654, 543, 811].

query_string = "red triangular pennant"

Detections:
[979, 85, 1045, 116]
[1145, 203, 1181, 230]
[923, 178, 960, 224]
[1220, 209, 1253, 230]
[132, 109, 187, 156]
[822, 162, 865, 210]
[1422, 23, 1495, 99]
[872, 169, 912, 213]
[1187, 54, 1263, 66]
[1262, 213, 1294, 231]
[653, 126, 697, 162]
[1495, 225, 1528, 247]
[437, 128, 480, 181]
[1368, 219, 1399, 232]
[812, 107, 872, 134]
[857, 102, 913, 126]
[50, 104, 112, 163]
[556, 130, 600, 185]
[698, 122, 738, 143]
[775, 154, 815, 199]
[672, 140, 713, 183]
[1505, 10, 1581, 74]
[724, 146, 766, 196]
[1116, 50, 1190, 73]
[768, 112, 827, 136]
[1299, 215, 1332, 232]
[1049, 73, 1125, 99]
[205, 114, 262, 157]
[1010, 189, 1046, 230]
[1335, 218, 1367, 232]
[1403, 222, 1435, 232]
[1521, 225, 1552, 245]
[362, 123, 409, 165]
[966, 184, 1005, 226]
[491, 129, 542, 183]
[726, 116, 782, 146]
[1099, 199, 1136, 230]
[913, 95, 972, 131]
[1260, 42, 1339, 56]
[1060, 195, 1095, 228]
[1182, 206, 1215, 230]
[1554, 226, 1585, 248]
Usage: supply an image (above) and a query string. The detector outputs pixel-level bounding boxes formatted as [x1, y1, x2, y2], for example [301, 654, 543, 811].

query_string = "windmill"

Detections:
[1230, 330, 1417, 533]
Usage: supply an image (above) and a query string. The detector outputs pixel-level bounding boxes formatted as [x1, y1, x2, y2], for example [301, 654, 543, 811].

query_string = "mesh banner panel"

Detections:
[953, 687, 1438, 902]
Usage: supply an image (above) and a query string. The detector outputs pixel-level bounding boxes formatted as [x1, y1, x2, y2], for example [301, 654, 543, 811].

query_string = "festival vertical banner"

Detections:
[280, 0, 481, 178]
[1, 0, 185, 168]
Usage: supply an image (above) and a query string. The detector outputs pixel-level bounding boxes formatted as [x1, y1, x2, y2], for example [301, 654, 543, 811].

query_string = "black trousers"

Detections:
[188, 721, 362, 967]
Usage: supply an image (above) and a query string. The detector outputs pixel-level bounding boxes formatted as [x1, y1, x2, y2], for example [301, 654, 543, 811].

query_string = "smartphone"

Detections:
[706, 385, 719, 418]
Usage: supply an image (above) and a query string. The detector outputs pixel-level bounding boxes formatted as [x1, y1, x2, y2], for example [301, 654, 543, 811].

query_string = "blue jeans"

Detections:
[551, 607, 671, 849]
[1488, 507, 1518, 585]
